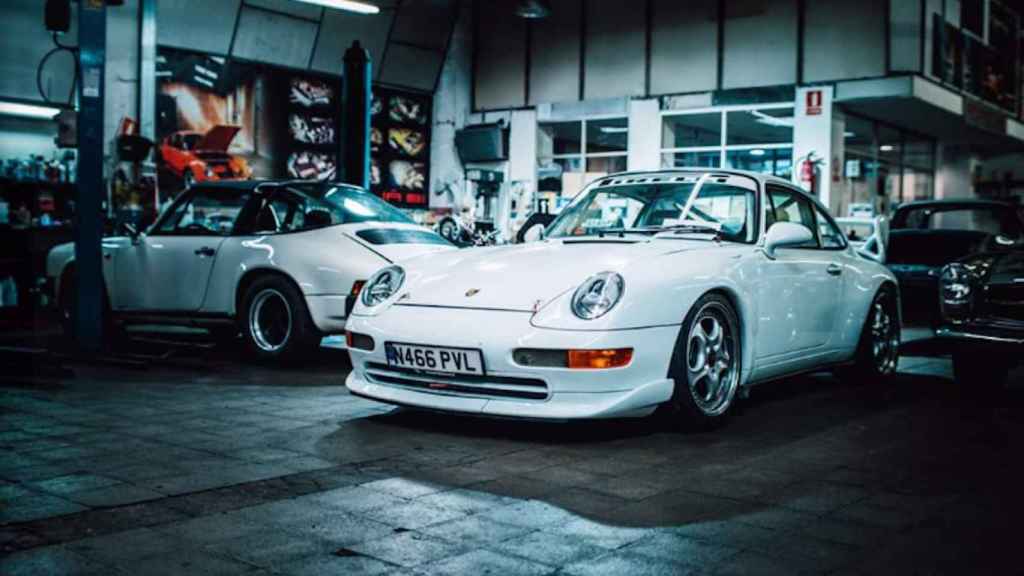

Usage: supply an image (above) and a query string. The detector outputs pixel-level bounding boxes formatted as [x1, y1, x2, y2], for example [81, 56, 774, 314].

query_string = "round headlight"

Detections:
[362, 266, 405, 307]
[572, 272, 624, 320]
[940, 263, 972, 305]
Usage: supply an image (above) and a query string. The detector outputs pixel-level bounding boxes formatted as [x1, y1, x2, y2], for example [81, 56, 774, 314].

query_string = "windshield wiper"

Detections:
[593, 227, 659, 238]
[654, 221, 724, 241]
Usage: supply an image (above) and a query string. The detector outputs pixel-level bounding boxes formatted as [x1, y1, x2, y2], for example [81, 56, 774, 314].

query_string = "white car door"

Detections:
[754, 186, 844, 374]
[113, 186, 250, 312]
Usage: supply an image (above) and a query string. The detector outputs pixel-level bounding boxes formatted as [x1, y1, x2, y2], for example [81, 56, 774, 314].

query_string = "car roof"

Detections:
[894, 199, 1015, 212]
[189, 180, 368, 192]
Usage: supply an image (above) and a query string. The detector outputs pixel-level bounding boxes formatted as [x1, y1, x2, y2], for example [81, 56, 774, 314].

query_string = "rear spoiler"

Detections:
[835, 216, 888, 264]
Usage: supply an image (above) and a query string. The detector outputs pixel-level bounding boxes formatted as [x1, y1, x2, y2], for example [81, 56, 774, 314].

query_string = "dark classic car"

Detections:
[938, 239, 1024, 385]
[887, 200, 1024, 324]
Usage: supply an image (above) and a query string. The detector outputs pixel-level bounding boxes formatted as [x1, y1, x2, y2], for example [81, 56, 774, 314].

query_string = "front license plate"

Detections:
[385, 343, 485, 376]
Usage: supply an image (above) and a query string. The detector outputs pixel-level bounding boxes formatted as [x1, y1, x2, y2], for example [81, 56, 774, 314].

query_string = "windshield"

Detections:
[546, 178, 758, 243]
[284, 183, 415, 226]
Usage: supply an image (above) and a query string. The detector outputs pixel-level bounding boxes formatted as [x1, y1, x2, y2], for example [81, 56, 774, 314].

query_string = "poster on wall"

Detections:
[370, 87, 431, 209]
[155, 47, 341, 196]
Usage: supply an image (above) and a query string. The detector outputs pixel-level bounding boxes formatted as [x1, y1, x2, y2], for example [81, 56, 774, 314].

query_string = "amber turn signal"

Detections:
[567, 348, 633, 369]
[350, 280, 366, 296]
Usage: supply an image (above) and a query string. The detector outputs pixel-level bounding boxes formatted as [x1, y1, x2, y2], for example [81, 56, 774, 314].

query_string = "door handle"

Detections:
[827, 264, 843, 276]
[194, 246, 216, 257]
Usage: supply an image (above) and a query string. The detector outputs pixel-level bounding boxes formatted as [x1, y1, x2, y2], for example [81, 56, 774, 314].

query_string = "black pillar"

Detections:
[341, 41, 372, 189]
[74, 0, 107, 352]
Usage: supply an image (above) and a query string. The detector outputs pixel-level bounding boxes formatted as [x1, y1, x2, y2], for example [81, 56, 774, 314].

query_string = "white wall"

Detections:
[627, 99, 660, 172]
[0, 117, 59, 161]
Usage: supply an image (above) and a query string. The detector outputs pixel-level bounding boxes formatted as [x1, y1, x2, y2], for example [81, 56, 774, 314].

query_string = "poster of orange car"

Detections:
[159, 125, 252, 187]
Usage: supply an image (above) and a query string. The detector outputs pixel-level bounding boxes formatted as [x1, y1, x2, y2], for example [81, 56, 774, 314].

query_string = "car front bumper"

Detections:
[344, 305, 679, 419]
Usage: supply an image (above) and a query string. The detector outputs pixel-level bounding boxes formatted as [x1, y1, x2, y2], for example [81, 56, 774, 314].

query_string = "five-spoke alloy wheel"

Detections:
[668, 293, 742, 429]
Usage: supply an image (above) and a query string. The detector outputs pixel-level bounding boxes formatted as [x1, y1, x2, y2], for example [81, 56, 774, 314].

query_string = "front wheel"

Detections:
[845, 286, 901, 383]
[240, 276, 319, 361]
[665, 293, 742, 430]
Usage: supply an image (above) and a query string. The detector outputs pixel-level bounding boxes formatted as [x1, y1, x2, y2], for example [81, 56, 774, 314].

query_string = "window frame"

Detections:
[149, 186, 256, 238]
[660, 103, 794, 176]
[537, 115, 630, 194]
[765, 184, 822, 250]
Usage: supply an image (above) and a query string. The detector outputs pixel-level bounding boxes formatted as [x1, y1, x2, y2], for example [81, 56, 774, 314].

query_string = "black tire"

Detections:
[844, 286, 900, 383]
[239, 275, 319, 361]
[664, 293, 742, 431]
[515, 213, 556, 243]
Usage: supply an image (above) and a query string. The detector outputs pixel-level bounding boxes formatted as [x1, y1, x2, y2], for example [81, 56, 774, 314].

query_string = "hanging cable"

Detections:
[36, 31, 79, 105]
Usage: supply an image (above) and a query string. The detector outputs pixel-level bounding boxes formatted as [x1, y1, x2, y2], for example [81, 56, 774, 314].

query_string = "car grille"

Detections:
[982, 284, 1024, 324]
[363, 362, 549, 401]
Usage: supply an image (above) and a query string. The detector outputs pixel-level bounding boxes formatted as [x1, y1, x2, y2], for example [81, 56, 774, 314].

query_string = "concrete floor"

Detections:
[0, 334, 1022, 575]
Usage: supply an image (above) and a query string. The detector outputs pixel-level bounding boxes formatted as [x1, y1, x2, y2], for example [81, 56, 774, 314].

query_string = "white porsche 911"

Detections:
[345, 169, 901, 427]
[46, 181, 452, 359]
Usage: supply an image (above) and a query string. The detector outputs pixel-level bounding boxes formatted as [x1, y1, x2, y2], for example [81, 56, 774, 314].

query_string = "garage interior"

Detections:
[2, 0, 1024, 574]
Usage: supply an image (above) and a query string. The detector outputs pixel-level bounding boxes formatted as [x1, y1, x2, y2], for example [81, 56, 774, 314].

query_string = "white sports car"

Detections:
[47, 181, 452, 359]
[345, 169, 901, 427]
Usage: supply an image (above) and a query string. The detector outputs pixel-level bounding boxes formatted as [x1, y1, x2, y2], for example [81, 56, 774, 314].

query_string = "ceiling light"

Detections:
[0, 101, 61, 120]
[880, 145, 895, 152]
[751, 110, 794, 127]
[514, 0, 551, 18]
[599, 126, 628, 134]
[844, 131, 855, 138]
[291, 0, 380, 14]
[749, 149, 766, 156]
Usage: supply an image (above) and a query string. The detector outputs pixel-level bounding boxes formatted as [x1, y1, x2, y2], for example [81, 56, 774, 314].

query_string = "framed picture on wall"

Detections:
[370, 87, 432, 209]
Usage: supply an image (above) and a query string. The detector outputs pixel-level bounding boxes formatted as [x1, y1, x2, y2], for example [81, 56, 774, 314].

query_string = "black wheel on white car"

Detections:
[846, 286, 900, 383]
[240, 275, 319, 361]
[666, 293, 742, 430]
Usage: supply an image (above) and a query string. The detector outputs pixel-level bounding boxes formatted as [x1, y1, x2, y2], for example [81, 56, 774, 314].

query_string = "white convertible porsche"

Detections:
[345, 169, 901, 427]
[47, 181, 452, 359]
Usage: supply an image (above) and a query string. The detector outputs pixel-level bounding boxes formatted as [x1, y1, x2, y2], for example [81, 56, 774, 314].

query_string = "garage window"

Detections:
[661, 104, 794, 180]
[537, 117, 629, 210]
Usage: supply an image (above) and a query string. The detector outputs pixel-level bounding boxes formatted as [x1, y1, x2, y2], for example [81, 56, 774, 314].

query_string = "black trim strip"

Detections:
[366, 362, 547, 388]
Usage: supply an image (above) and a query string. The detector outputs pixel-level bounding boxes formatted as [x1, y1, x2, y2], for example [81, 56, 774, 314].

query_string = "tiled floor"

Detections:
[0, 336, 1022, 575]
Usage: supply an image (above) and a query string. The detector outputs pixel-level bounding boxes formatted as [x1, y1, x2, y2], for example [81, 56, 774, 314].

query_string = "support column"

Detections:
[341, 41, 372, 188]
[74, 0, 107, 352]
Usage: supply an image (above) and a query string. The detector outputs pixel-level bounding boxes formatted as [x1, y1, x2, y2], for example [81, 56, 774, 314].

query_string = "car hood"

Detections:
[987, 250, 1024, 286]
[397, 237, 716, 312]
[198, 125, 241, 151]
[340, 222, 454, 262]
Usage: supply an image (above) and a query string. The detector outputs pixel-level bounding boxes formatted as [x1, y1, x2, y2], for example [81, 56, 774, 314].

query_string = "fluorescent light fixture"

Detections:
[751, 110, 794, 127]
[749, 149, 766, 156]
[844, 131, 855, 138]
[599, 126, 628, 134]
[0, 101, 61, 120]
[292, 0, 379, 14]
[880, 145, 895, 152]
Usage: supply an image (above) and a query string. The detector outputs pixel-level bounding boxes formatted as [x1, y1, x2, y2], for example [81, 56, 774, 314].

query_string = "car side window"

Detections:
[766, 187, 819, 249]
[252, 189, 337, 234]
[154, 188, 250, 236]
[814, 207, 847, 249]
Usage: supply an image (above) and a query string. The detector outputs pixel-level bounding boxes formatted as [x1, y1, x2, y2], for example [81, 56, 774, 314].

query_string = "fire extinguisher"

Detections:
[797, 152, 823, 196]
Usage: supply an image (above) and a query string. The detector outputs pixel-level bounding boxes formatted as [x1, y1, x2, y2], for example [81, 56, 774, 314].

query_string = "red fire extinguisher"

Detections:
[797, 152, 823, 196]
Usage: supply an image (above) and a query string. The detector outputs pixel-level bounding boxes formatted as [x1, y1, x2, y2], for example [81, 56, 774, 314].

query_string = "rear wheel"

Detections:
[666, 293, 742, 430]
[846, 286, 900, 383]
[240, 276, 319, 361]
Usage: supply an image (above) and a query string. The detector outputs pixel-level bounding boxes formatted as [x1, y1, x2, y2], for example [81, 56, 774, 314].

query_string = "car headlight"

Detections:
[572, 272, 624, 320]
[940, 263, 972, 306]
[361, 266, 405, 307]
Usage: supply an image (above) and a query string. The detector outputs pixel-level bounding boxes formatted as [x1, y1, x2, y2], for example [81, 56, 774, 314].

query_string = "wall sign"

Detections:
[370, 87, 432, 209]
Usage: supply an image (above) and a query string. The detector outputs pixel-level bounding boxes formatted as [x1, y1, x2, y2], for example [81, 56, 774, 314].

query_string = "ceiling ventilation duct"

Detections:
[514, 0, 551, 18]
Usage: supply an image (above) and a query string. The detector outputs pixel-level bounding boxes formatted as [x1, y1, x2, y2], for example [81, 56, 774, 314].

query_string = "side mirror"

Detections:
[763, 222, 814, 259]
